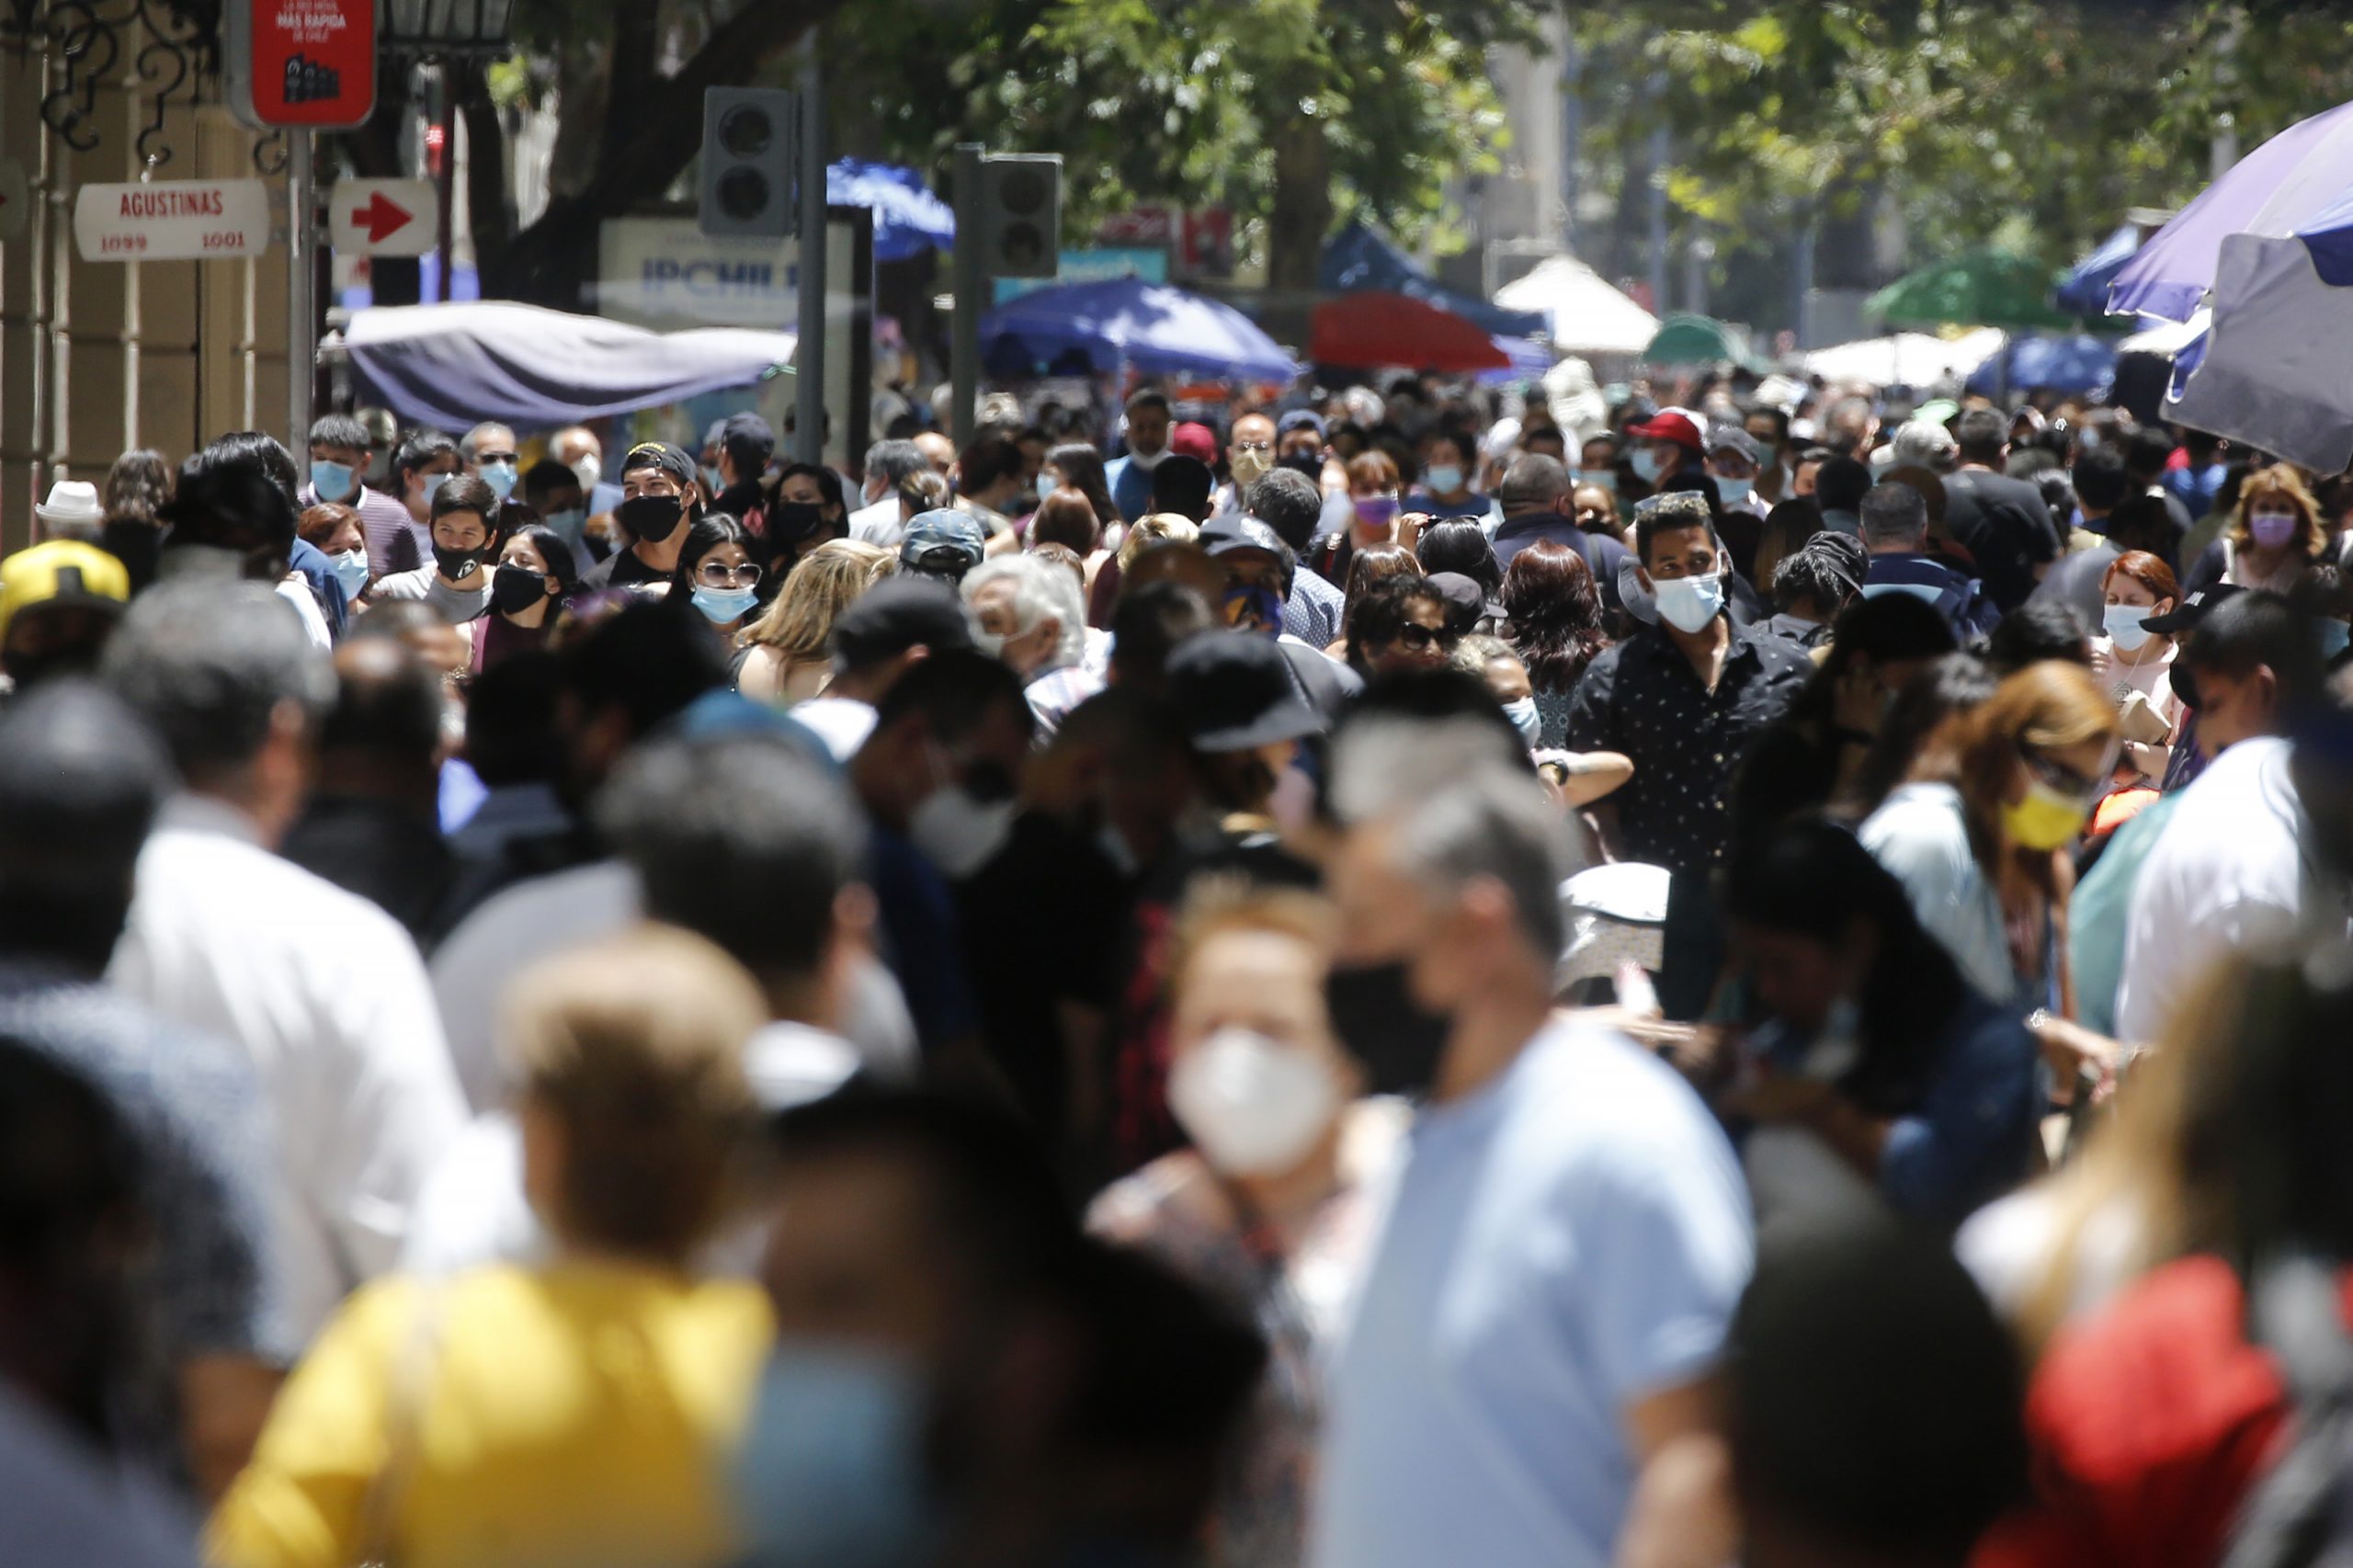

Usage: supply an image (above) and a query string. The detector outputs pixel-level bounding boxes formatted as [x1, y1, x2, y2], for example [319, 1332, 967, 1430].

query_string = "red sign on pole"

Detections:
[228, 0, 378, 129]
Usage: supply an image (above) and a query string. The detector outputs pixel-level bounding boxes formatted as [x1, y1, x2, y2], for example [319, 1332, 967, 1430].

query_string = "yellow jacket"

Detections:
[210, 1261, 772, 1568]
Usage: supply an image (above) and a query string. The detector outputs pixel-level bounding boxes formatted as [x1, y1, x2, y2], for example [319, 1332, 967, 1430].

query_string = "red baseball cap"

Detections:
[1624, 408, 1706, 450]
[1170, 421, 1218, 463]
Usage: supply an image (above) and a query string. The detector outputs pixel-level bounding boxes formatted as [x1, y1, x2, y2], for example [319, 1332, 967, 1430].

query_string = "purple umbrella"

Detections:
[2109, 97, 2353, 322]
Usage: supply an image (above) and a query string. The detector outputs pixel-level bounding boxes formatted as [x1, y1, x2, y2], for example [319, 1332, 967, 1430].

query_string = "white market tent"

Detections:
[1802, 328, 2005, 388]
[1495, 255, 1661, 356]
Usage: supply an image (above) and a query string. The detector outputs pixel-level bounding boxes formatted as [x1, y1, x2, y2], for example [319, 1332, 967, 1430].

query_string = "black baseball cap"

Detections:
[1199, 513, 1286, 560]
[2140, 583, 2244, 635]
[1424, 571, 1492, 633]
[828, 577, 974, 668]
[1165, 630, 1324, 753]
[621, 441, 697, 487]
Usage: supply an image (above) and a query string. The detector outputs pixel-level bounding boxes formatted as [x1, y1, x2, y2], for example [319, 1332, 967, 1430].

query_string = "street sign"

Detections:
[73, 180, 272, 262]
[225, 0, 378, 130]
[0, 159, 27, 243]
[329, 177, 437, 256]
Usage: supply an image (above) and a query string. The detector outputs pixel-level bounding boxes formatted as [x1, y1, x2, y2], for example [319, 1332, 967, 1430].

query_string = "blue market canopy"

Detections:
[2052, 223, 2144, 319]
[344, 301, 795, 430]
[828, 159, 954, 264]
[979, 278, 1301, 383]
[1319, 221, 1545, 339]
[1964, 333, 2118, 397]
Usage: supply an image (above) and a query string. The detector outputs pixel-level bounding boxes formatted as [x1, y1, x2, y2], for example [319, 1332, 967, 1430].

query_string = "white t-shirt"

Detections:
[109, 796, 466, 1343]
[430, 860, 640, 1113]
[1310, 1019, 1753, 1568]
[2116, 736, 2316, 1045]
[370, 565, 494, 624]
[789, 695, 880, 763]
[275, 575, 332, 650]
[847, 496, 905, 549]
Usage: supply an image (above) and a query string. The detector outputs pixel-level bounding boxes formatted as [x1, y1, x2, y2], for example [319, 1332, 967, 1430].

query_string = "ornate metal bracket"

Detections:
[3, 0, 221, 168]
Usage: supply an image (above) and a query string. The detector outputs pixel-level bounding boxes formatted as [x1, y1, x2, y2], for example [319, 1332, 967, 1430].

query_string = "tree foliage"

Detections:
[818, 0, 1543, 287]
[1570, 0, 2353, 311]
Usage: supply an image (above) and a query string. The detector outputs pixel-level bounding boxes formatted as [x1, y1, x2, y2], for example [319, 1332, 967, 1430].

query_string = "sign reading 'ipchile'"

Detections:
[73, 181, 274, 262]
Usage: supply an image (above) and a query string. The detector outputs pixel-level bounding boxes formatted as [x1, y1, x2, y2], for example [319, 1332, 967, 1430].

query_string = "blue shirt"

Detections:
[1281, 564, 1347, 648]
[1753, 990, 2042, 1227]
[867, 825, 978, 1057]
[1311, 1020, 1753, 1568]
[287, 536, 350, 638]
[1860, 551, 1999, 641]
[1404, 488, 1492, 519]
[1105, 454, 1157, 524]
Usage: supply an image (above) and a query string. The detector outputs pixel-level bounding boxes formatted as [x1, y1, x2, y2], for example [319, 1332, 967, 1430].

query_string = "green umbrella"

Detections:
[1866, 249, 2075, 332]
[1643, 312, 1755, 366]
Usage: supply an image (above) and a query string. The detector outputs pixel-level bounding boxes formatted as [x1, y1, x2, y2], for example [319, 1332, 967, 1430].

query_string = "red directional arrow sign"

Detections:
[349, 191, 412, 244]
[327, 177, 437, 256]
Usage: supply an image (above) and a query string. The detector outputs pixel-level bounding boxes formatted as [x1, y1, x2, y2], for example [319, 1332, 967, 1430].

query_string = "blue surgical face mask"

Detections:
[2317, 617, 2351, 662]
[1037, 472, 1057, 502]
[541, 507, 586, 546]
[690, 584, 757, 623]
[703, 463, 724, 494]
[1631, 447, 1664, 483]
[419, 471, 449, 507]
[311, 459, 357, 501]
[1651, 570, 1726, 633]
[733, 1344, 934, 1568]
[329, 548, 369, 596]
[2104, 602, 2157, 652]
[478, 460, 518, 503]
[1424, 463, 1465, 495]
[1502, 695, 1540, 746]
[1713, 474, 1754, 508]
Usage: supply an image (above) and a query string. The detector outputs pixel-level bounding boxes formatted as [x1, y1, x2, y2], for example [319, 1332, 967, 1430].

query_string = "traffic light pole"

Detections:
[951, 142, 983, 448]
[794, 39, 825, 467]
[287, 130, 315, 453]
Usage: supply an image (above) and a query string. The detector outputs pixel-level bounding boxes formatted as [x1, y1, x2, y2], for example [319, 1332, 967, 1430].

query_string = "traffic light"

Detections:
[976, 153, 1062, 278]
[698, 87, 797, 238]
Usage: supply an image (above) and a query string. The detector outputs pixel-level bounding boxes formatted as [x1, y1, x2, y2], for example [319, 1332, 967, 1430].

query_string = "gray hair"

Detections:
[862, 439, 928, 488]
[460, 422, 516, 460]
[961, 553, 1087, 670]
[598, 732, 862, 983]
[100, 580, 334, 781]
[1329, 714, 1533, 824]
[1361, 757, 1574, 962]
[1859, 481, 1930, 550]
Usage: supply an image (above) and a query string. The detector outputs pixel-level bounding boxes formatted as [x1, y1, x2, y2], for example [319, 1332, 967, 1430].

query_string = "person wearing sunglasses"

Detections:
[1860, 662, 2122, 1095]
[1343, 574, 1457, 681]
[671, 515, 765, 645]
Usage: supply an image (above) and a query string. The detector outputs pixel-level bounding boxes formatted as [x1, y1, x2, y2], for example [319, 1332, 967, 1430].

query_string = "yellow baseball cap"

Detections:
[0, 540, 131, 641]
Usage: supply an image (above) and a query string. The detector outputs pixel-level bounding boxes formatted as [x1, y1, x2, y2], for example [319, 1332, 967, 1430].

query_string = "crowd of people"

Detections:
[4, 364, 2353, 1568]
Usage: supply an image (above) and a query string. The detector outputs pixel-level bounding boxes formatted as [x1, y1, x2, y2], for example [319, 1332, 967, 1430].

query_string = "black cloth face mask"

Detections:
[490, 562, 550, 617]
[616, 494, 685, 544]
[1323, 959, 1452, 1096]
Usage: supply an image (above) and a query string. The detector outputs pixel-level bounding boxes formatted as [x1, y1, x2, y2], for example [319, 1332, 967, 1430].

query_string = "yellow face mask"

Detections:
[2001, 778, 2090, 851]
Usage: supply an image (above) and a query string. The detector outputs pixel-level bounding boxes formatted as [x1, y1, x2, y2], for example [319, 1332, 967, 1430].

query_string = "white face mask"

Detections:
[1502, 695, 1541, 746]
[1651, 570, 1726, 633]
[908, 785, 1016, 880]
[2104, 602, 2158, 652]
[1167, 1028, 1341, 1177]
[570, 453, 602, 494]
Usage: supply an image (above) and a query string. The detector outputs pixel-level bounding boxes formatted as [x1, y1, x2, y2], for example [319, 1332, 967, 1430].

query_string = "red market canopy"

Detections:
[1308, 290, 1510, 373]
